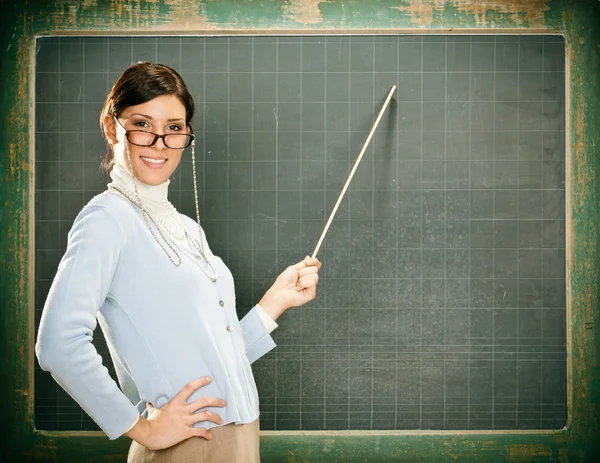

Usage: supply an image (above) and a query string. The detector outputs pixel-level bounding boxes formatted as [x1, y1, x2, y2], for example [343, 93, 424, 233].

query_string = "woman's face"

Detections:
[104, 94, 190, 186]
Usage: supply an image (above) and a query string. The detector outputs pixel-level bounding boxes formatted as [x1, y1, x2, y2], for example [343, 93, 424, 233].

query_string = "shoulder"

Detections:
[69, 191, 135, 242]
[85, 191, 136, 218]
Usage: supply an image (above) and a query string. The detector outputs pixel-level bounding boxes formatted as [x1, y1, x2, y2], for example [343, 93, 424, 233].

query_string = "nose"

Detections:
[153, 135, 166, 150]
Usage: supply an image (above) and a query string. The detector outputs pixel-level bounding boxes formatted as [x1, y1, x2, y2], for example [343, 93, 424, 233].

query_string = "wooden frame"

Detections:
[2, 1, 598, 461]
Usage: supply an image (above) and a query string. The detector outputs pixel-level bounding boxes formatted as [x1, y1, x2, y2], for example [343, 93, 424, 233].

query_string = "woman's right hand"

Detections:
[125, 376, 226, 450]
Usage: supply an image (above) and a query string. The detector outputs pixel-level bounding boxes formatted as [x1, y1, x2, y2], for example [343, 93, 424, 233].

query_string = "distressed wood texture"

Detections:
[1, 1, 599, 461]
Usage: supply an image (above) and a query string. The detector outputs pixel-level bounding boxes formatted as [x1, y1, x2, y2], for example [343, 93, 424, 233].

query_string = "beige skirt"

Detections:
[127, 420, 260, 463]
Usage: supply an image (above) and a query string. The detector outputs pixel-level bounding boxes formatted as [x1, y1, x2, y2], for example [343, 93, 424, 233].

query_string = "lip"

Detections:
[140, 155, 168, 169]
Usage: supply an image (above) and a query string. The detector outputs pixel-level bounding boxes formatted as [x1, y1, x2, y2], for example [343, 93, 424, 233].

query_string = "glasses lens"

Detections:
[164, 134, 192, 149]
[128, 131, 156, 146]
[126, 131, 192, 149]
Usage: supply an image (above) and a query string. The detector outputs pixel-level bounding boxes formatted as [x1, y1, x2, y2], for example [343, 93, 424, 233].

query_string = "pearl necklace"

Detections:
[150, 202, 185, 240]
[109, 146, 218, 282]
[108, 181, 218, 282]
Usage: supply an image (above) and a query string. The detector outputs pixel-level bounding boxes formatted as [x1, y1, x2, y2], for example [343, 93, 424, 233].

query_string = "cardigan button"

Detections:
[226, 325, 232, 333]
[219, 300, 224, 307]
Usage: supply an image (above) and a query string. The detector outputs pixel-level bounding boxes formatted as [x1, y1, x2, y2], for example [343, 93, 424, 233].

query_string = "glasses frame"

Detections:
[113, 116, 195, 149]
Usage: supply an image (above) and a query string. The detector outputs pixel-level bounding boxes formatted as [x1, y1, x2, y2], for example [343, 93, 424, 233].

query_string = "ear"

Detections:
[103, 114, 118, 145]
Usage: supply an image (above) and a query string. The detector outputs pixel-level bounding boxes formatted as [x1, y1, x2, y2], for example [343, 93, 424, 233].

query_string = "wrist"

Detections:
[258, 291, 286, 321]
[125, 415, 150, 444]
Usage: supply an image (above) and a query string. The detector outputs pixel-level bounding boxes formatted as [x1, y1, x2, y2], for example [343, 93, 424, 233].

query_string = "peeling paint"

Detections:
[506, 444, 553, 459]
[46, 0, 221, 32]
[396, 2, 435, 27]
[148, 1, 220, 32]
[480, 440, 500, 451]
[9, 143, 18, 179]
[287, 449, 309, 463]
[33, 439, 58, 460]
[282, 0, 325, 25]
[558, 448, 569, 462]
[397, 0, 549, 27]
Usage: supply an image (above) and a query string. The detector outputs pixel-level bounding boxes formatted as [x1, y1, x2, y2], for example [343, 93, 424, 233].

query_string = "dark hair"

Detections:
[99, 62, 195, 172]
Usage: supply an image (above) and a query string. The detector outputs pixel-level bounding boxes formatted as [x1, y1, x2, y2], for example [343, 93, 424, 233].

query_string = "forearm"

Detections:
[258, 289, 286, 322]
[239, 306, 277, 363]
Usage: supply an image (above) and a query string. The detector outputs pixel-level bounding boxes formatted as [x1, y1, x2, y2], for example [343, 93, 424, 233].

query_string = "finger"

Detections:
[298, 266, 319, 278]
[185, 410, 224, 426]
[296, 274, 319, 290]
[306, 257, 322, 269]
[188, 427, 212, 440]
[174, 377, 212, 404]
[185, 396, 226, 413]
[292, 259, 309, 270]
[294, 254, 322, 270]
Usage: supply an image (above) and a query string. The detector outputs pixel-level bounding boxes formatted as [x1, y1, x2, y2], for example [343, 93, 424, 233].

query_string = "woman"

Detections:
[35, 62, 321, 462]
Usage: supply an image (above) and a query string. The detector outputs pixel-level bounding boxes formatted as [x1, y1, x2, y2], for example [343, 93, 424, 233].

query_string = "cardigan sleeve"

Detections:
[254, 303, 278, 333]
[239, 305, 277, 364]
[35, 205, 140, 440]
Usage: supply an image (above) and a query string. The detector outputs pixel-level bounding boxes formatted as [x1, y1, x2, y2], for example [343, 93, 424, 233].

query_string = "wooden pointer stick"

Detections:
[311, 85, 396, 259]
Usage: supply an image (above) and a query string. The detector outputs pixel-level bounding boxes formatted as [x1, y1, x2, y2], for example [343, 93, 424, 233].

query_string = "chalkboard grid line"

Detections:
[34, 277, 566, 286]
[226, 34, 233, 343]
[32, 187, 568, 194]
[516, 37, 521, 429]
[274, 36, 280, 431]
[443, 37, 446, 429]
[370, 36, 375, 431]
[80, 36, 86, 431]
[56, 37, 62, 431]
[346, 37, 351, 430]
[420, 35, 424, 431]
[299, 35, 304, 431]
[250, 36, 254, 374]
[540, 36, 545, 430]
[34, 70, 566, 75]
[33, 128, 567, 133]
[492, 35, 497, 431]
[467, 35, 472, 431]
[395, 34, 400, 432]
[178, 39, 182, 215]
[323, 36, 329, 431]
[202, 40, 206, 240]
[32, 100, 567, 106]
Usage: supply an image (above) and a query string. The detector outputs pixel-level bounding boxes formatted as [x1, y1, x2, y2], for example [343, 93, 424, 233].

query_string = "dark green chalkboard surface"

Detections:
[34, 35, 566, 433]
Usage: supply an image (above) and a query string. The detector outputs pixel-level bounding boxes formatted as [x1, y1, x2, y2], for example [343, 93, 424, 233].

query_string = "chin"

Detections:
[133, 165, 172, 186]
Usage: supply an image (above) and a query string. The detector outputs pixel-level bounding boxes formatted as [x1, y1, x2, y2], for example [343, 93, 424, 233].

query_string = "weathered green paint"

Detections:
[2, 1, 599, 461]
[22, 430, 569, 462]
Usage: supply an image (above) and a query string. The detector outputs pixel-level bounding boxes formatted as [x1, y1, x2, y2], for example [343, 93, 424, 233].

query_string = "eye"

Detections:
[168, 124, 183, 132]
[133, 120, 150, 128]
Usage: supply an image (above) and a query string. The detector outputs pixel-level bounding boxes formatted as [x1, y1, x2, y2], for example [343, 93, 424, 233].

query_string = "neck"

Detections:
[109, 164, 170, 206]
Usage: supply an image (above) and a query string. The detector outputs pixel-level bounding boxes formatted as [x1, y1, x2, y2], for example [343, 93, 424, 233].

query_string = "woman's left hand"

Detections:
[258, 256, 322, 321]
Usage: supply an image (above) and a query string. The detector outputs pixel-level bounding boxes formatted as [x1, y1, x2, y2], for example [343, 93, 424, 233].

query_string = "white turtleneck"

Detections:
[107, 163, 277, 332]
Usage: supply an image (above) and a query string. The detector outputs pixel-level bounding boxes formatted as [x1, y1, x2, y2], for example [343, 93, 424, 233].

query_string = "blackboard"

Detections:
[34, 35, 566, 432]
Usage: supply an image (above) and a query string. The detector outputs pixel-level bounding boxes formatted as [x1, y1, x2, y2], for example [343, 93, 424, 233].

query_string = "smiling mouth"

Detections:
[140, 156, 167, 166]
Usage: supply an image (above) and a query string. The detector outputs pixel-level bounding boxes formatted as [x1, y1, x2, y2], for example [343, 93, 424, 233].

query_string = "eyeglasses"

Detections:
[114, 117, 194, 149]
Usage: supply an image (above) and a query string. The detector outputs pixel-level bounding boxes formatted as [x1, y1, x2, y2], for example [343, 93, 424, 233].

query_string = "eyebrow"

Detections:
[130, 113, 185, 123]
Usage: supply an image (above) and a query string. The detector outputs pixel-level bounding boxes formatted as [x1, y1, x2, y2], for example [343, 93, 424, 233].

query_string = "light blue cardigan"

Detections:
[35, 191, 276, 439]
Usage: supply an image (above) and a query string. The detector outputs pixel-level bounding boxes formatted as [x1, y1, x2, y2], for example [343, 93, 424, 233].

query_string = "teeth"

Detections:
[141, 157, 166, 164]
